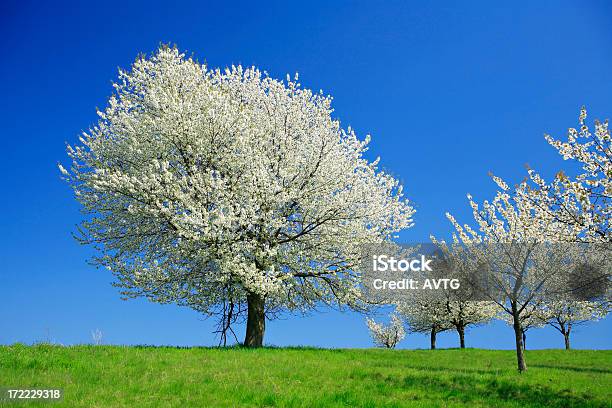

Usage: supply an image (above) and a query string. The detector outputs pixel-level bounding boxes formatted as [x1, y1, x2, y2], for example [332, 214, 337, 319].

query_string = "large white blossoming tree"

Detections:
[59, 46, 414, 347]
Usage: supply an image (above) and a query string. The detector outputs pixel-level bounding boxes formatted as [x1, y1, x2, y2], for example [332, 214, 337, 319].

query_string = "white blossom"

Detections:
[517, 108, 610, 243]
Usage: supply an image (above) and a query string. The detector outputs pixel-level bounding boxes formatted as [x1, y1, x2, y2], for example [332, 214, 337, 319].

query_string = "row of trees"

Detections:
[366, 299, 607, 351]
[60, 46, 609, 373]
[369, 109, 610, 371]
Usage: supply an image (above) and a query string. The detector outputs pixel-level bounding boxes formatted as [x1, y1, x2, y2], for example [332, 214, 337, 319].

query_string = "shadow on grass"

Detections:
[530, 364, 612, 375]
[388, 363, 512, 377]
[352, 370, 604, 408]
[121, 344, 354, 356]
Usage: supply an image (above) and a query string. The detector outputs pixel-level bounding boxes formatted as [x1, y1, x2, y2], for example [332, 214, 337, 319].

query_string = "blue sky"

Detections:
[0, 1, 610, 349]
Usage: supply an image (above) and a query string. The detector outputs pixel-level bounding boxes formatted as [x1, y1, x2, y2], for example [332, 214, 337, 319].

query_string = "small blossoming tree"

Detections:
[366, 313, 405, 348]
[396, 290, 452, 350]
[427, 239, 499, 348]
[59, 46, 414, 347]
[540, 298, 609, 350]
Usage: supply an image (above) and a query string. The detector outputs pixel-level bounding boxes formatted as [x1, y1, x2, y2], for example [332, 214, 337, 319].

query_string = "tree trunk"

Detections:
[522, 330, 526, 351]
[512, 311, 527, 372]
[457, 325, 466, 348]
[430, 328, 437, 350]
[244, 292, 265, 347]
[563, 327, 571, 350]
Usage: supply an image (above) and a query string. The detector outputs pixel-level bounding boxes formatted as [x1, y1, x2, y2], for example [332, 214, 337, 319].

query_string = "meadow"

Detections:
[0, 345, 610, 407]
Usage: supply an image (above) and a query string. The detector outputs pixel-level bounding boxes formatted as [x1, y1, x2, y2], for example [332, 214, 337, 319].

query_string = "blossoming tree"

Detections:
[441, 300, 497, 349]
[540, 298, 609, 350]
[428, 240, 499, 348]
[396, 289, 452, 350]
[366, 313, 405, 348]
[446, 175, 578, 371]
[59, 46, 414, 347]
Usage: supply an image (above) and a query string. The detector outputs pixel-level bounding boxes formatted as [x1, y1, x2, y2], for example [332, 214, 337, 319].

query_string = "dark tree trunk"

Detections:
[244, 292, 265, 347]
[563, 326, 571, 350]
[522, 330, 526, 351]
[512, 310, 527, 372]
[430, 328, 437, 350]
[457, 325, 466, 348]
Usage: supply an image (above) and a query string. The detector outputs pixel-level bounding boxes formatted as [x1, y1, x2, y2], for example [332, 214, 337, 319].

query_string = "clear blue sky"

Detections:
[0, 0, 610, 349]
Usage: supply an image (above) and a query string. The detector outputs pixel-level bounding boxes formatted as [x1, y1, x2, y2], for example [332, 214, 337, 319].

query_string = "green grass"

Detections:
[0, 345, 611, 407]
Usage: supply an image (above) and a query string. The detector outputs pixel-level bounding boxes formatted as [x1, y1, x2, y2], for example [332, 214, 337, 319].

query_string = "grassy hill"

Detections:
[1, 345, 611, 407]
